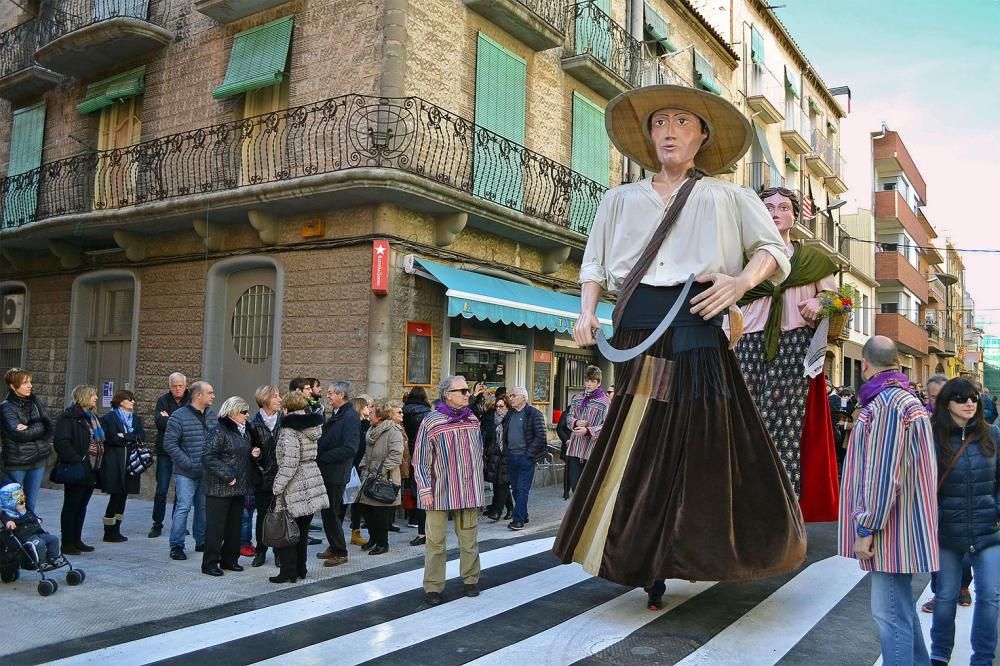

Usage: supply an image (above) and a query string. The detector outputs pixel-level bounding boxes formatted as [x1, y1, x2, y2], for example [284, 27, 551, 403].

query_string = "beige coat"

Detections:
[358, 420, 403, 507]
[271, 412, 330, 518]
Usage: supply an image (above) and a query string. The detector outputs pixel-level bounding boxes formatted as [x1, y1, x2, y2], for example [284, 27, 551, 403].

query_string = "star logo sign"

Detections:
[375, 245, 386, 256]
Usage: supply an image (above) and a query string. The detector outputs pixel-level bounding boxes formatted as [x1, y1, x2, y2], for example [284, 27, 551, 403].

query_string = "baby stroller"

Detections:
[0, 525, 86, 596]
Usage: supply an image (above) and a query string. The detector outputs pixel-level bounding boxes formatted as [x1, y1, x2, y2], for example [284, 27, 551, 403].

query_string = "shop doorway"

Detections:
[449, 339, 525, 392]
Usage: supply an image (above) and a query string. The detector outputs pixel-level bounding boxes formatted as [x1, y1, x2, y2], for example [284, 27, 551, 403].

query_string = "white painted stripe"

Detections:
[51, 538, 556, 666]
[469, 581, 715, 665]
[253, 563, 594, 666]
[677, 556, 868, 665]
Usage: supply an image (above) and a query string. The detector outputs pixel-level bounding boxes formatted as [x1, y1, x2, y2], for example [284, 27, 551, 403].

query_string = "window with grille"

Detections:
[231, 285, 275, 364]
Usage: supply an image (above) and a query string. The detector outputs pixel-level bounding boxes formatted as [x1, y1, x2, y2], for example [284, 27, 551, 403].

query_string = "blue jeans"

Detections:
[8, 466, 45, 513]
[240, 495, 255, 546]
[931, 546, 1000, 665]
[152, 454, 173, 527]
[169, 474, 205, 550]
[870, 572, 930, 666]
[506, 453, 535, 524]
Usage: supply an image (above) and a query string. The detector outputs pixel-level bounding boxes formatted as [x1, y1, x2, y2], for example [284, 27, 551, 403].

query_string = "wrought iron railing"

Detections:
[0, 94, 606, 235]
[565, 1, 643, 87]
[0, 19, 41, 79]
[36, 0, 169, 47]
[783, 107, 807, 136]
[521, 0, 568, 32]
[745, 161, 783, 193]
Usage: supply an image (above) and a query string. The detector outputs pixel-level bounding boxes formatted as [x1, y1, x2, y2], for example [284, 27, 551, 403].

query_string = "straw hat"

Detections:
[605, 84, 751, 175]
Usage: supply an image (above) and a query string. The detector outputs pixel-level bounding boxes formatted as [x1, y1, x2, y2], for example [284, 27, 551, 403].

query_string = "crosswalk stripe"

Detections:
[49, 538, 556, 666]
[468, 581, 716, 665]
[676, 556, 867, 665]
[252, 563, 594, 665]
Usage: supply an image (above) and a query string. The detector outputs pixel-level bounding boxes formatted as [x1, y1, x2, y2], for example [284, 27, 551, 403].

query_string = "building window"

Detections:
[241, 78, 290, 186]
[95, 96, 143, 209]
[231, 284, 275, 364]
[0, 285, 27, 369]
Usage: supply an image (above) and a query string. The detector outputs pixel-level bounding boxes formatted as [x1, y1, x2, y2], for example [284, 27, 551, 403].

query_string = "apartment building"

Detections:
[836, 208, 876, 388]
[0, 0, 748, 421]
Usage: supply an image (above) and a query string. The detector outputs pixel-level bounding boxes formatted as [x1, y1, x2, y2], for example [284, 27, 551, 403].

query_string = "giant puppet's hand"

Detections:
[799, 297, 822, 322]
[573, 311, 600, 347]
[690, 273, 750, 320]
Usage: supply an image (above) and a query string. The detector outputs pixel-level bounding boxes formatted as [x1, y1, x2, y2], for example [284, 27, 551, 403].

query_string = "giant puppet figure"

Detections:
[553, 85, 806, 610]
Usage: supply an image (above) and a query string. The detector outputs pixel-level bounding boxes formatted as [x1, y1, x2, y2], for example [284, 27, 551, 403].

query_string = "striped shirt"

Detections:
[413, 411, 485, 511]
[564, 392, 611, 461]
[838, 387, 938, 573]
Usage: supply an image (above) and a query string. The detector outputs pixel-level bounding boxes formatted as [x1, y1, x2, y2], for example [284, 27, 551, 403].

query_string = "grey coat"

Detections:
[358, 420, 404, 507]
[163, 404, 218, 479]
[272, 412, 330, 519]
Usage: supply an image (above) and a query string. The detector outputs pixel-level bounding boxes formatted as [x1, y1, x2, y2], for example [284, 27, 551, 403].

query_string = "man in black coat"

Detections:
[149, 372, 190, 538]
[315, 380, 359, 566]
[501, 386, 548, 531]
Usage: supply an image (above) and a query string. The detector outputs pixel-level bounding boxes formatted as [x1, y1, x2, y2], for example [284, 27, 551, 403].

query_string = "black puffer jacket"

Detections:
[0, 391, 53, 469]
[501, 404, 549, 461]
[402, 401, 431, 453]
[316, 401, 359, 486]
[153, 390, 189, 456]
[52, 407, 99, 487]
[936, 423, 1000, 553]
[202, 417, 259, 498]
[249, 410, 282, 491]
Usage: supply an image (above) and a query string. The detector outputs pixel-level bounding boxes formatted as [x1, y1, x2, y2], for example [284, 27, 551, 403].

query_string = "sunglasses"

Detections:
[447, 388, 471, 395]
[948, 394, 980, 405]
[240, 410, 250, 415]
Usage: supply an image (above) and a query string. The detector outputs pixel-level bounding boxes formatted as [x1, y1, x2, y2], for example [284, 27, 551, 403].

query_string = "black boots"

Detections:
[252, 545, 267, 568]
[103, 516, 128, 543]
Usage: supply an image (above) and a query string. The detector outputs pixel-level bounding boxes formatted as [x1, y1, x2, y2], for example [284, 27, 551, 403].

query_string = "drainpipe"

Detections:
[381, 0, 407, 97]
[626, 0, 644, 183]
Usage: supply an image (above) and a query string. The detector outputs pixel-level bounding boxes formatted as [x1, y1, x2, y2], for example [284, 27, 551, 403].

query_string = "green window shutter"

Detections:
[571, 93, 608, 234]
[643, 2, 677, 53]
[827, 120, 838, 134]
[808, 96, 822, 115]
[212, 16, 294, 100]
[577, 0, 612, 63]
[784, 65, 800, 99]
[750, 25, 764, 65]
[693, 49, 720, 95]
[474, 33, 526, 210]
[3, 102, 46, 226]
[77, 66, 146, 115]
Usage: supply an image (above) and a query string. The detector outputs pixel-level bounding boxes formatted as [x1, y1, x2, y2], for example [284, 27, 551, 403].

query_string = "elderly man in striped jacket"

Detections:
[413, 375, 485, 607]
[839, 336, 938, 666]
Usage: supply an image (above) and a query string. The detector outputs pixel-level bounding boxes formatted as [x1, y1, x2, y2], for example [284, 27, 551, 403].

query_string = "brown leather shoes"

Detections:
[323, 555, 348, 567]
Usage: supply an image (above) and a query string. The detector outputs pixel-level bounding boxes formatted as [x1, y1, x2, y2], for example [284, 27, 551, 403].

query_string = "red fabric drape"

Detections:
[798, 372, 840, 522]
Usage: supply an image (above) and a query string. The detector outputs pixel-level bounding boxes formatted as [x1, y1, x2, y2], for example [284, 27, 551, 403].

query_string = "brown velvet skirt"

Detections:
[552, 326, 807, 587]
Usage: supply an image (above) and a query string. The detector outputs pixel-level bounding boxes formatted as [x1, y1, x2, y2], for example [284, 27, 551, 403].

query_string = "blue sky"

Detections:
[779, 0, 1000, 332]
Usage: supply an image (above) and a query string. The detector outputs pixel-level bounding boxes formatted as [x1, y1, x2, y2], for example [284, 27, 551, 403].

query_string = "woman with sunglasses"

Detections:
[731, 186, 840, 520]
[929, 377, 1000, 665]
[200, 396, 261, 576]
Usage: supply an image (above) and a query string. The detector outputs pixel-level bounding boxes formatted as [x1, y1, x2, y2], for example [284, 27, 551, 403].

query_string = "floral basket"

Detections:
[820, 285, 860, 343]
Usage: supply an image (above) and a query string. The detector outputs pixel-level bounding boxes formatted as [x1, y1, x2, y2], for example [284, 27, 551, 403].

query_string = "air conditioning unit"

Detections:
[2, 293, 24, 332]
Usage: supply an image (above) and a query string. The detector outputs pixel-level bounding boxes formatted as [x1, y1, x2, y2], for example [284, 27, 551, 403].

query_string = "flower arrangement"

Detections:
[819, 285, 859, 317]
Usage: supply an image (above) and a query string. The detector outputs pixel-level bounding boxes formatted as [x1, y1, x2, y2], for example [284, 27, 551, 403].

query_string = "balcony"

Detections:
[927, 276, 946, 304]
[805, 130, 835, 178]
[0, 94, 606, 247]
[34, 0, 174, 81]
[780, 108, 810, 155]
[874, 189, 928, 247]
[875, 251, 929, 302]
[744, 161, 783, 193]
[875, 313, 928, 356]
[0, 19, 62, 102]
[803, 212, 840, 258]
[824, 150, 848, 195]
[463, 0, 566, 52]
[873, 130, 927, 203]
[562, 1, 642, 99]
[746, 63, 784, 124]
[195, 0, 293, 24]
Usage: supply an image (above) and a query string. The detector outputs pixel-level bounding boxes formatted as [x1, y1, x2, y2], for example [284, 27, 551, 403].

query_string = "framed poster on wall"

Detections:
[532, 350, 552, 404]
[404, 321, 433, 386]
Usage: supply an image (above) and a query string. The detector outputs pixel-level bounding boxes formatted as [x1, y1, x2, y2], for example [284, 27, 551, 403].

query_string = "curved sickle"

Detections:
[594, 273, 695, 363]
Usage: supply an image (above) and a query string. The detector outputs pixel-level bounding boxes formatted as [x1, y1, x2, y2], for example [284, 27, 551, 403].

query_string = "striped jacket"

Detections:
[564, 392, 611, 460]
[413, 411, 485, 511]
[838, 387, 938, 573]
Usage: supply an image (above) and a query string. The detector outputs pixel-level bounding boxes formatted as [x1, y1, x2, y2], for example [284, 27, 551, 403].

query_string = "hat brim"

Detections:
[605, 85, 752, 175]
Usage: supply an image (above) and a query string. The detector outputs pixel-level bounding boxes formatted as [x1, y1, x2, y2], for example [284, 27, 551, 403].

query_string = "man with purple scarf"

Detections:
[413, 375, 485, 606]
[565, 366, 611, 493]
[839, 335, 937, 665]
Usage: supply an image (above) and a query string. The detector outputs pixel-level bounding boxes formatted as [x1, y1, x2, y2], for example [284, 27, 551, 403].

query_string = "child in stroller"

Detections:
[1, 481, 85, 595]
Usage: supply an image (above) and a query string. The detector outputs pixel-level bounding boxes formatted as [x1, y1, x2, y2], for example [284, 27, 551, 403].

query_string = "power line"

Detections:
[839, 232, 1000, 256]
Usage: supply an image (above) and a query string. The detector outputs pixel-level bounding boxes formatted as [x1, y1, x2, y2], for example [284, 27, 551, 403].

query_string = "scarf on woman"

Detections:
[737, 242, 838, 361]
[858, 370, 912, 408]
[77, 406, 106, 471]
[114, 406, 133, 433]
[435, 402, 475, 424]
[578, 388, 608, 412]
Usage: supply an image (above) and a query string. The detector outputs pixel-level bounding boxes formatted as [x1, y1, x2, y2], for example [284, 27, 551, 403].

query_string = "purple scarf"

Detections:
[858, 370, 911, 407]
[579, 388, 608, 412]
[435, 402, 475, 424]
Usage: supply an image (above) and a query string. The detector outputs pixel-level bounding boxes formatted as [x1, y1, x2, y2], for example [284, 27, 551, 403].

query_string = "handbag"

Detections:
[49, 461, 89, 485]
[361, 460, 400, 504]
[263, 500, 300, 548]
[126, 444, 154, 476]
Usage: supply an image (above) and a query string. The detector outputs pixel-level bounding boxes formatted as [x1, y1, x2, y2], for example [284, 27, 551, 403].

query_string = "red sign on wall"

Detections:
[371, 239, 390, 295]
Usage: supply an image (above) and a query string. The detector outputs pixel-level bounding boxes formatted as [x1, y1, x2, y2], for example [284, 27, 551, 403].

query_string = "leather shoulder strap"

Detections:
[938, 433, 975, 490]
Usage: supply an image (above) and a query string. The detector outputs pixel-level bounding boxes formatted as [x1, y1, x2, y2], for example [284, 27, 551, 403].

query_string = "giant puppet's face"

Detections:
[763, 191, 796, 235]
[649, 108, 708, 171]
